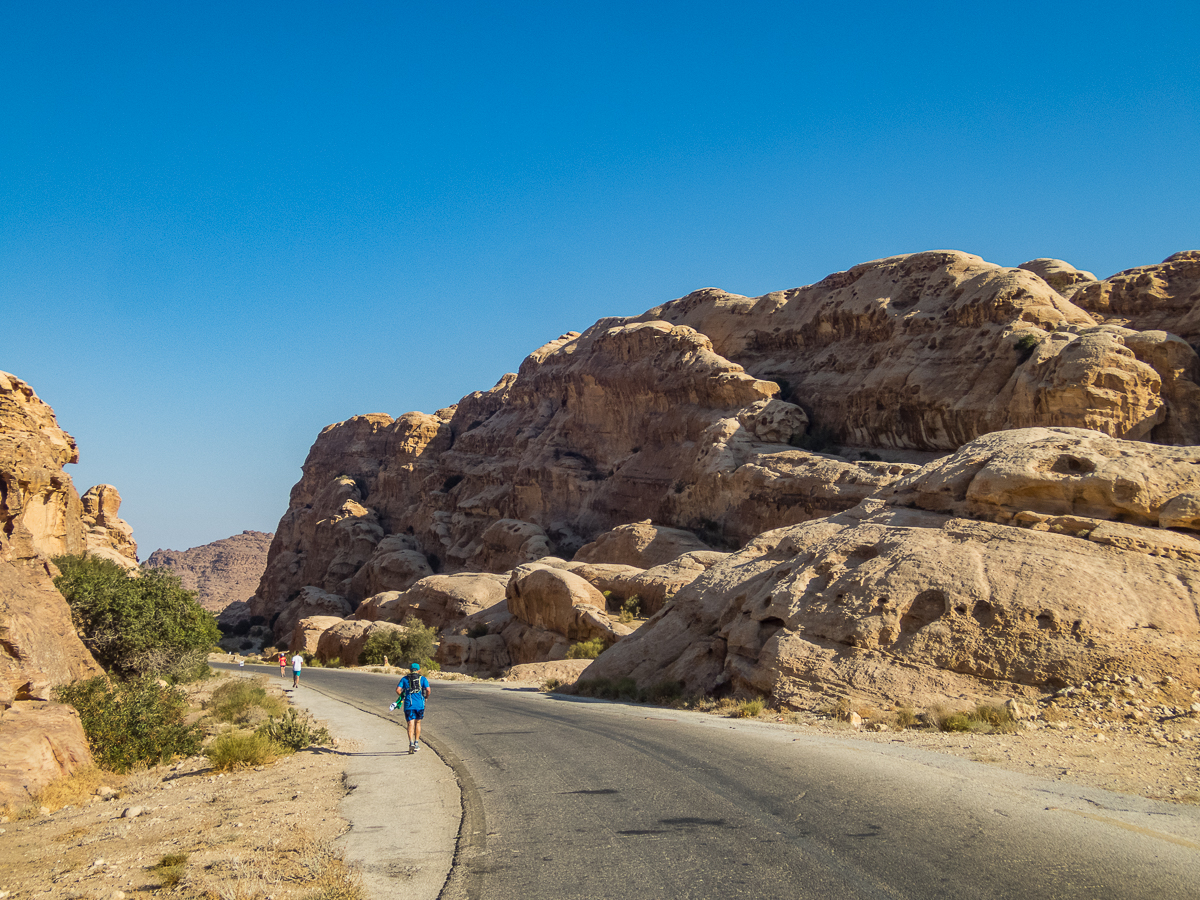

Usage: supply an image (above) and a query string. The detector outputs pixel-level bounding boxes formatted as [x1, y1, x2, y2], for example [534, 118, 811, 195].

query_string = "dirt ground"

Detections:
[0, 675, 357, 900]
[2, 667, 1197, 900]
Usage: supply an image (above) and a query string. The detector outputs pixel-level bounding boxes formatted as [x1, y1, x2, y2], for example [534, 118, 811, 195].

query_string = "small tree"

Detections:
[359, 616, 439, 669]
[53, 554, 219, 678]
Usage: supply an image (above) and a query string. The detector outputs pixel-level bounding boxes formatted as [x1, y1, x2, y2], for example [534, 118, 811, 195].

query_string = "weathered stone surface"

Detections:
[79, 484, 138, 571]
[1018, 258, 1097, 299]
[146, 531, 273, 615]
[437, 633, 512, 673]
[882, 427, 1200, 530]
[582, 431, 1200, 708]
[356, 573, 508, 629]
[573, 522, 713, 568]
[274, 587, 353, 649]
[1072, 251, 1200, 343]
[0, 701, 92, 804]
[506, 564, 607, 637]
[623, 551, 730, 616]
[0, 559, 103, 709]
[288, 616, 346, 655]
[346, 535, 432, 602]
[0, 371, 85, 564]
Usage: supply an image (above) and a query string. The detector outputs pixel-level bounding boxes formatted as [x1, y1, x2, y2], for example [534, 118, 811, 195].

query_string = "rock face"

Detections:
[0, 371, 86, 564]
[146, 531, 274, 615]
[1072, 251, 1200, 343]
[0, 371, 108, 802]
[581, 429, 1200, 707]
[80, 484, 139, 571]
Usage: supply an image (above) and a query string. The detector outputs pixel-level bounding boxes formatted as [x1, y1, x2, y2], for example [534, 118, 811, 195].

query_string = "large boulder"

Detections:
[506, 564, 607, 638]
[357, 573, 508, 629]
[573, 522, 713, 569]
[1018, 258, 1097, 299]
[582, 430, 1200, 708]
[288, 615, 346, 655]
[1071, 250, 1200, 343]
[0, 701, 92, 804]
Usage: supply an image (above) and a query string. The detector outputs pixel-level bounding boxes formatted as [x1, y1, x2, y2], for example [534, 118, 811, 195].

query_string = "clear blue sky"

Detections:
[3, 1, 1197, 557]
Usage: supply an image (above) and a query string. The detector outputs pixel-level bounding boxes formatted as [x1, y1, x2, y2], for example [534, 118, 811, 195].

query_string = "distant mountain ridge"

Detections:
[147, 531, 273, 614]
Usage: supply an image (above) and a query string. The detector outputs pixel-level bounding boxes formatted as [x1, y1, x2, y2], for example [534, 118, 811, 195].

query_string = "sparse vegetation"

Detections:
[256, 708, 332, 751]
[359, 616, 440, 669]
[566, 637, 607, 659]
[206, 730, 278, 770]
[930, 703, 1016, 734]
[209, 679, 286, 723]
[730, 699, 765, 718]
[152, 852, 189, 887]
[618, 595, 643, 624]
[572, 677, 686, 705]
[53, 554, 219, 678]
[54, 675, 203, 773]
[1015, 333, 1040, 363]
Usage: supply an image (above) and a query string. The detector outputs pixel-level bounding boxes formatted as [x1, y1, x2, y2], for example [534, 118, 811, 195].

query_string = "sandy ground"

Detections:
[2, 666, 1197, 900]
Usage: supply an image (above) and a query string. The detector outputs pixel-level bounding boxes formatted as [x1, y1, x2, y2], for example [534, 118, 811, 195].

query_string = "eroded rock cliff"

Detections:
[146, 530, 274, 615]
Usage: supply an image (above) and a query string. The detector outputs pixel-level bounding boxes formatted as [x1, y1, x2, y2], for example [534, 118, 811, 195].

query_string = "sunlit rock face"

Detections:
[581, 429, 1200, 708]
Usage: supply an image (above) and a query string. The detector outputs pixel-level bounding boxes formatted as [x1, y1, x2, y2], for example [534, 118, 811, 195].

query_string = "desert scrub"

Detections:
[256, 708, 332, 752]
[566, 637, 607, 659]
[931, 704, 1016, 734]
[209, 678, 285, 723]
[618, 595, 643, 624]
[152, 852, 189, 887]
[54, 675, 203, 773]
[729, 699, 765, 719]
[541, 677, 563, 692]
[206, 730, 278, 770]
[8, 765, 108, 815]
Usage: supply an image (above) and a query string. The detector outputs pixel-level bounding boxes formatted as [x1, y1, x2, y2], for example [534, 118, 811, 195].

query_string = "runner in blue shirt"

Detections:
[396, 663, 431, 754]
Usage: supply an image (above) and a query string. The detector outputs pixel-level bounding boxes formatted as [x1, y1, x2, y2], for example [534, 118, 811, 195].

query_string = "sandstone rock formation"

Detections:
[581, 429, 1200, 708]
[80, 484, 139, 571]
[0, 371, 108, 802]
[1072, 251, 1200, 343]
[353, 572, 508, 629]
[314, 619, 407, 666]
[288, 616, 346, 655]
[1018, 258, 1097, 299]
[146, 531, 274, 615]
[0, 371, 85, 564]
[573, 521, 714, 568]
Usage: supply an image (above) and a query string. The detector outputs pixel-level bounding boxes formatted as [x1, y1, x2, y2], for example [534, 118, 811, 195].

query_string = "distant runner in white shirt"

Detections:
[291, 653, 303, 688]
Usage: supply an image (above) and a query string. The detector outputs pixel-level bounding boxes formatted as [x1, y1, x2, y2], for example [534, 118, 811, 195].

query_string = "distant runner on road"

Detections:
[395, 662, 431, 754]
[279, 652, 287, 679]
[291, 652, 303, 688]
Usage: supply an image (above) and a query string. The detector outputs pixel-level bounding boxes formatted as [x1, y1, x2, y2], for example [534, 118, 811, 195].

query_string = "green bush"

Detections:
[359, 617, 440, 669]
[206, 730, 277, 770]
[1015, 333, 1040, 362]
[152, 853, 189, 887]
[931, 704, 1015, 734]
[730, 699, 765, 718]
[209, 680, 285, 723]
[256, 709, 332, 751]
[618, 596, 642, 624]
[566, 638, 607, 659]
[53, 555, 219, 678]
[54, 676, 203, 773]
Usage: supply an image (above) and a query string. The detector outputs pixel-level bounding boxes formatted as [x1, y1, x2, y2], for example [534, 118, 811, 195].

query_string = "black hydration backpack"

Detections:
[403, 674, 423, 697]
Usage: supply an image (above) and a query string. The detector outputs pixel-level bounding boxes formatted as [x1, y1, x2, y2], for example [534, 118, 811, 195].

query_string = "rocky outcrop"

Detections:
[0, 371, 86, 564]
[354, 573, 508, 629]
[0, 371, 108, 802]
[1018, 258, 1097, 299]
[80, 484, 138, 571]
[573, 521, 714, 568]
[146, 531, 273, 615]
[276, 587, 353, 650]
[580, 429, 1200, 708]
[288, 616, 346, 655]
[1072, 251, 1200, 344]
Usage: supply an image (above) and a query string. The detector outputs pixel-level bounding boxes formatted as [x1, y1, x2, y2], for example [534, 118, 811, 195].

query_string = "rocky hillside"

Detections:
[146, 530, 274, 615]
[0, 371, 108, 802]
[250, 249, 1200, 711]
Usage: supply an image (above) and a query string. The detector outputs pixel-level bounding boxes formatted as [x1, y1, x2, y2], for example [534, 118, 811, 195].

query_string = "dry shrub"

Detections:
[153, 852, 190, 887]
[729, 699, 765, 719]
[28, 765, 109, 812]
[122, 762, 161, 795]
[206, 730, 277, 771]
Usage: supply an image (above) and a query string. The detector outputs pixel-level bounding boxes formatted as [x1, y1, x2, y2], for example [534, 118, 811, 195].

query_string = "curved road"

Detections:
[288, 667, 1200, 900]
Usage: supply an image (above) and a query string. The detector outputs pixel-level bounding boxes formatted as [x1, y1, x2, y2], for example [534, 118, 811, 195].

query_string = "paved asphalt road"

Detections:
[283, 666, 1200, 900]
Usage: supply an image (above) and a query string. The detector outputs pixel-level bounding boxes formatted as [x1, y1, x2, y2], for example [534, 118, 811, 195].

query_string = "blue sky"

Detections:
[3, 1, 1198, 557]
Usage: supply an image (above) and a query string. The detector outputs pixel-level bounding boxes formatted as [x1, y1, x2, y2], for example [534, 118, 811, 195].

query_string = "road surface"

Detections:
[277, 666, 1200, 900]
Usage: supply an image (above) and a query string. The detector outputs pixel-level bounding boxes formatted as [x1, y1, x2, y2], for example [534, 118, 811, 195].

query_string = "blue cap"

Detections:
[410, 663, 420, 670]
